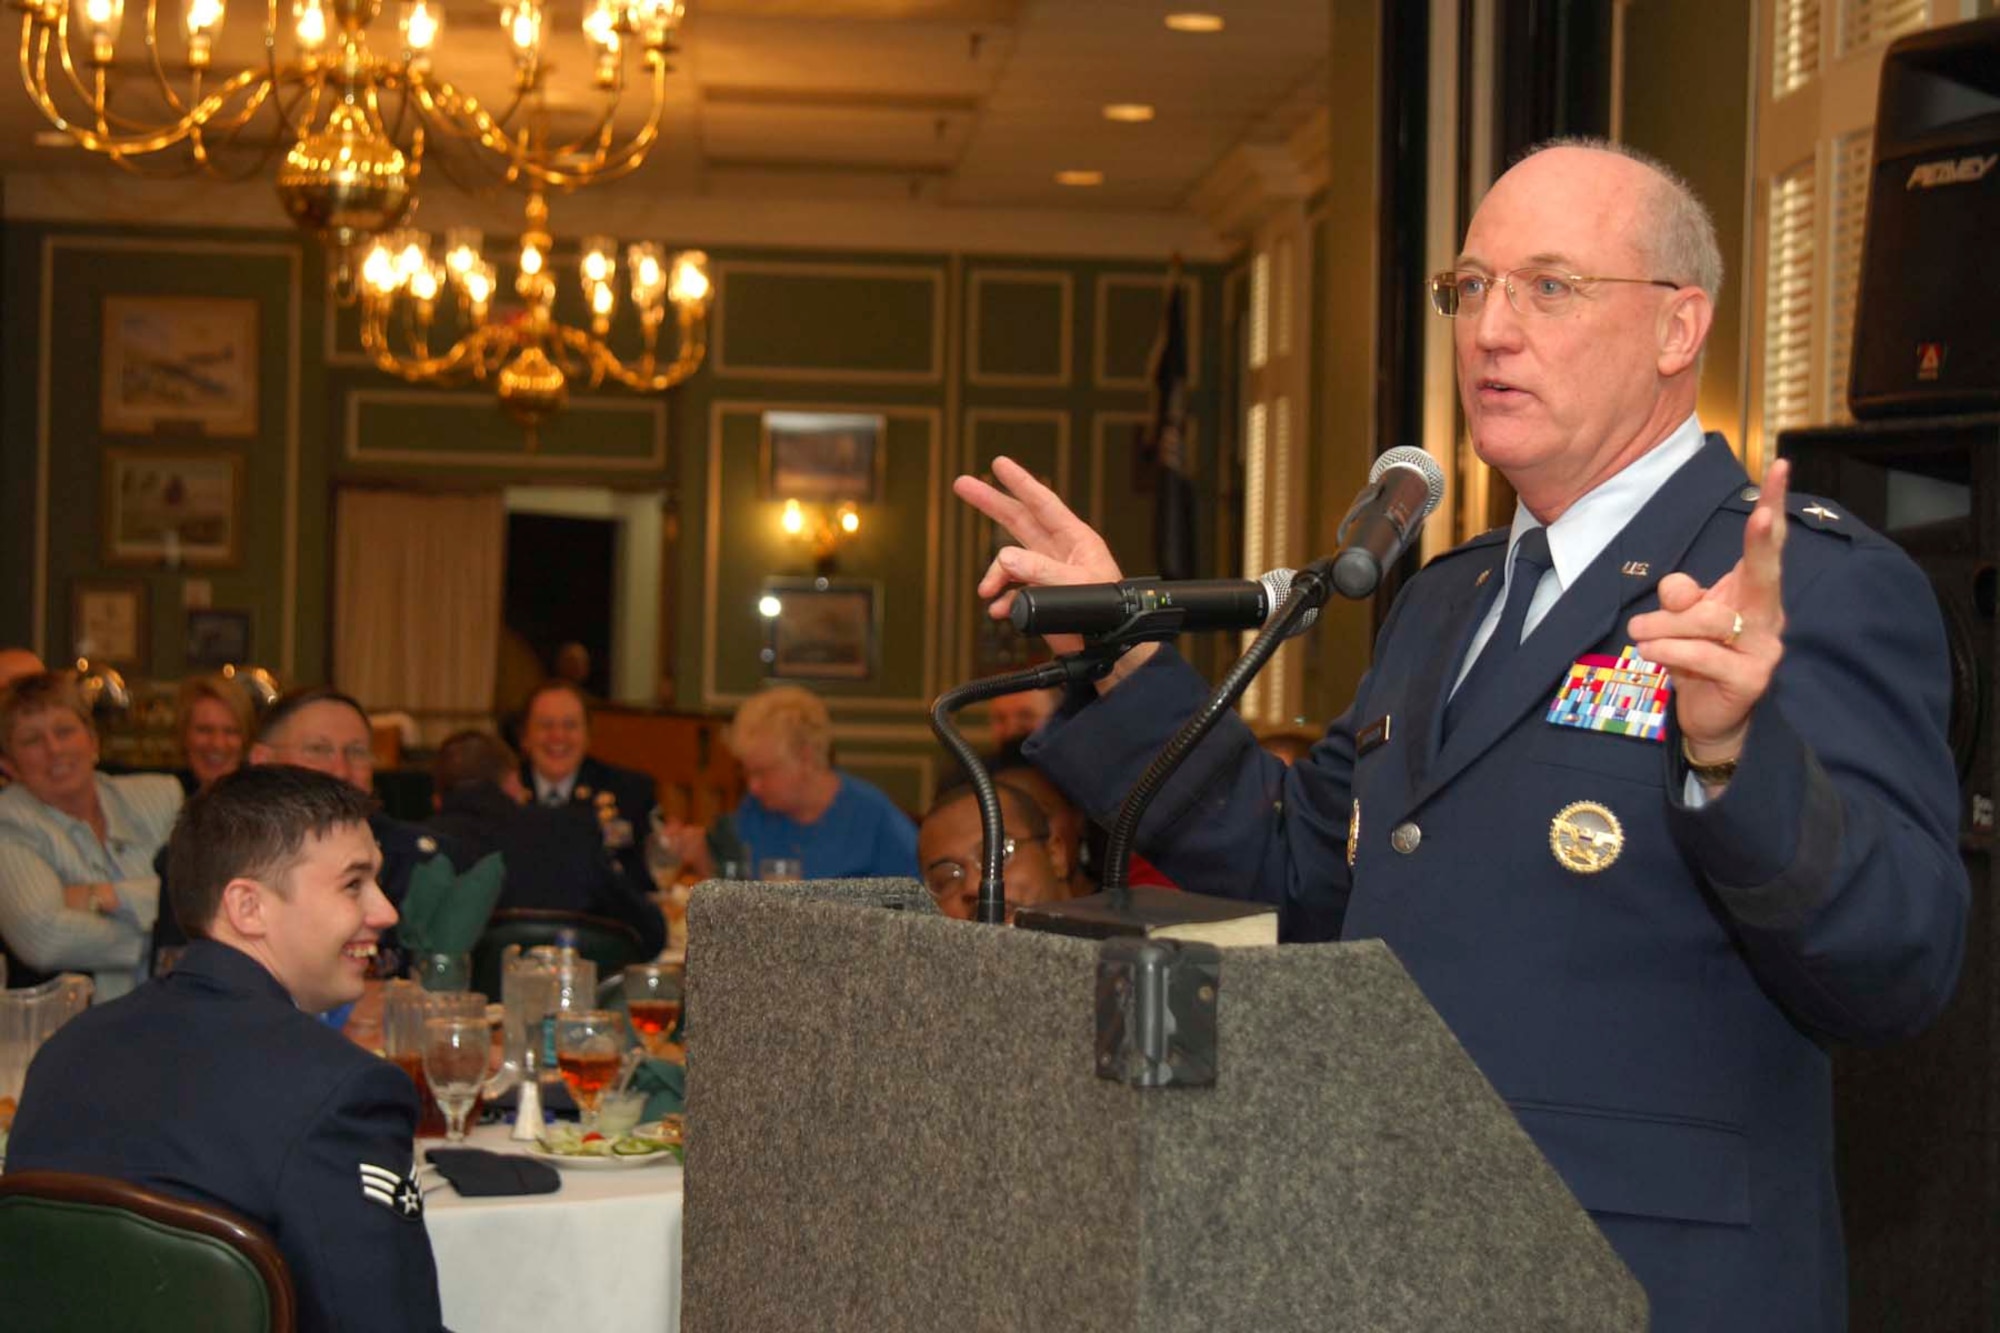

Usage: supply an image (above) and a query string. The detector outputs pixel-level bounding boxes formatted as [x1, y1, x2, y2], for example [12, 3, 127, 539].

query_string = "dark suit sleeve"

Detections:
[1666, 536, 1969, 1043]
[589, 855, 668, 957]
[274, 1059, 445, 1333]
[1028, 641, 1368, 940]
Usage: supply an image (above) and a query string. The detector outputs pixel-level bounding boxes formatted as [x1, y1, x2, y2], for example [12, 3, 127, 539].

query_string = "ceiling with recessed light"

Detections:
[1, 0, 1329, 240]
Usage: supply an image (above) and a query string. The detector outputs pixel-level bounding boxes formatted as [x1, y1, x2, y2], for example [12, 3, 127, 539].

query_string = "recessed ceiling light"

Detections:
[1055, 169, 1105, 187]
[1164, 13, 1225, 34]
[1103, 103, 1156, 123]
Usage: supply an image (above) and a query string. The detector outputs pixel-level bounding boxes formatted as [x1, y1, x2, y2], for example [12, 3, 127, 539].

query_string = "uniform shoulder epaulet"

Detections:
[1422, 526, 1509, 569]
[1719, 482, 1855, 542]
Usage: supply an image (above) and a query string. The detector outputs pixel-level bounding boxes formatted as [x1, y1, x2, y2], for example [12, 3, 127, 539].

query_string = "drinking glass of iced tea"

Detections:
[623, 962, 685, 1060]
[555, 1009, 623, 1130]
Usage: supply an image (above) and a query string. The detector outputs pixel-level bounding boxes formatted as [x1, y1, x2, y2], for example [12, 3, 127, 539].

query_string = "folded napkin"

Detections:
[398, 851, 507, 956]
[425, 1147, 562, 1197]
[630, 1057, 686, 1122]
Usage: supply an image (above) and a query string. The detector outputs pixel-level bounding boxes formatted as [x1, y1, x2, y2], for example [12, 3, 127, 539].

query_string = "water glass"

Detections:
[422, 1015, 491, 1144]
[414, 951, 472, 992]
[385, 984, 487, 1137]
[758, 857, 803, 883]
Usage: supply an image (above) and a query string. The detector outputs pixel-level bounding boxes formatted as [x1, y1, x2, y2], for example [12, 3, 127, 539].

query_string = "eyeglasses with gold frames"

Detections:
[1428, 267, 1682, 318]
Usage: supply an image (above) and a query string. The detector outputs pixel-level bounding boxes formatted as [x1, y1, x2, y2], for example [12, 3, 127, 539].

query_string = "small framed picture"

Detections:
[760, 411, 886, 503]
[761, 578, 878, 681]
[71, 579, 149, 668]
[185, 609, 251, 669]
[101, 295, 260, 438]
[102, 449, 244, 568]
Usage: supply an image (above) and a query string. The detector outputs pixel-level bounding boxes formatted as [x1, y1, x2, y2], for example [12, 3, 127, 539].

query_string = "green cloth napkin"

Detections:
[397, 851, 506, 956]
[631, 1057, 686, 1121]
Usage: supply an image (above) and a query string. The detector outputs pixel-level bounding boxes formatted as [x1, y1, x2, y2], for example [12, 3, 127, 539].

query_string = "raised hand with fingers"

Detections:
[1626, 458, 1792, 784]
[952, 457, 1154, 681]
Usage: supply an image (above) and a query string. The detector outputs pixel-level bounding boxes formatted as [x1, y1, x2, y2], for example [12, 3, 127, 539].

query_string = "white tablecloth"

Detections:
[423, 1123, 683, 1333]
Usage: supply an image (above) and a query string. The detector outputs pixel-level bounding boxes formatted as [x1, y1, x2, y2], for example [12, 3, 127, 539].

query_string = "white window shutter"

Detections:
[1763, 161, 1818, 438]
[1825, 128, 1874, 423]
[1839, 0, 1929, 58]
[1773, 0, 1822, 97]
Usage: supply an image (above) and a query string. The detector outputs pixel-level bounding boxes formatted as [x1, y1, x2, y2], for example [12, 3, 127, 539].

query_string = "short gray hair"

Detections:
[1525, 136, 1724, 303]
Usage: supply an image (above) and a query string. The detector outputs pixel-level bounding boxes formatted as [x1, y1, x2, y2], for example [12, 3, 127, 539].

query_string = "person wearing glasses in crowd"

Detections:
[8, 764, 446, 1333]
[918, 778, 1076, 923]
[954, 138, 1966, 1330]
[0, 671, 178, 998]
[152, 688, 465, 978]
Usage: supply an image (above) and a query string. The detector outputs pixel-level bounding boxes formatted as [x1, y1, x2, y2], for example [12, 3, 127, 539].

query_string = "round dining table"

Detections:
[421, 1121, 684, 1333]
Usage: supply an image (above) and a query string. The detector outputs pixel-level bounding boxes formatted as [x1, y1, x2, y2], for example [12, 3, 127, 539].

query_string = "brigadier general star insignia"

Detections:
[359, 1161, 425, 1221]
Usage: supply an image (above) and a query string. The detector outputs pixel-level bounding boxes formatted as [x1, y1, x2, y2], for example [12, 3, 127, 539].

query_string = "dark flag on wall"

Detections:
[1144, 259, 1198, 581]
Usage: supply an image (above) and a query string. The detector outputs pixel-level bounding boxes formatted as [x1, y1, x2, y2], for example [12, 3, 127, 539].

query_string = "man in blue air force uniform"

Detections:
[955, 139, 1967, 1331]
[151, 688, 467, 979]
[9, 765, 446, 1333]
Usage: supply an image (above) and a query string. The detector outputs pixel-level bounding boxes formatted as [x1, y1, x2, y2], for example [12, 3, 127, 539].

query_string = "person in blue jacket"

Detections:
[663, 684, 919, 881]
[9, 764, 446, 1333]
[954, 138, 1967, 1332]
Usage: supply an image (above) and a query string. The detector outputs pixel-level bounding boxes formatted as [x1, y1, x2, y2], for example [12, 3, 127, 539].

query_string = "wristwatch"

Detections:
[1680, 736, 1740, 786]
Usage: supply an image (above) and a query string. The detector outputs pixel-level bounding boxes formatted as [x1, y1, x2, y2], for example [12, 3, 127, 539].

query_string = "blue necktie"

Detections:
[1443, 525, 1553, 740]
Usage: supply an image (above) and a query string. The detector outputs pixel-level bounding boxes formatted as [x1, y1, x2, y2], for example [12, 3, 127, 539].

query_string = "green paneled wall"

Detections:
[0, 222, 1225, 809]
[715, 263, 943, 382]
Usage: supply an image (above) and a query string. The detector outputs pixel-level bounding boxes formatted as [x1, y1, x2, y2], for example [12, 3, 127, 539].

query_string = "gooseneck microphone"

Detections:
[1330, 446, 1447, 599]
[1009, 568, 1321, 640]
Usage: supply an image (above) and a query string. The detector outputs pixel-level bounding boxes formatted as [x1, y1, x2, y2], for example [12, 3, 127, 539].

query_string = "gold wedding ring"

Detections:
[1722, 610, 1744, 648]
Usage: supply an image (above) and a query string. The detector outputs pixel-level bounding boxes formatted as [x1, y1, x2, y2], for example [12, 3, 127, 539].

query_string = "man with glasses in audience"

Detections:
[9, 765, 446, 1333]
[955, 138, 1967, 1329]
[918, 779, 1075, 924]
[153, 688, 464, 976]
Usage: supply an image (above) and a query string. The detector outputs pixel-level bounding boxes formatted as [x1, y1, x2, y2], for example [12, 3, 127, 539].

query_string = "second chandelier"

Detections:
[359, 190, 712, 437]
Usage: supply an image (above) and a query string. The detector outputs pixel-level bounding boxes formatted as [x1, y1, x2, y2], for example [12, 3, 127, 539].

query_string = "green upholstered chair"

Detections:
[471, 908, 649, 1002]
[0, 1170, 295, 1332]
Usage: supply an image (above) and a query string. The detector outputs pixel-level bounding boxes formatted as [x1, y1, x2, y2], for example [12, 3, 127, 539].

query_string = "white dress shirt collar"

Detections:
[1508, 412, 1708, 598]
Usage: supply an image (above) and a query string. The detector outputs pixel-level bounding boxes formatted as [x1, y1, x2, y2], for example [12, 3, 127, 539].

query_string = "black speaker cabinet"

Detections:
[1849, 16, 2000, 419]
[1780, 416, 2000, 1329]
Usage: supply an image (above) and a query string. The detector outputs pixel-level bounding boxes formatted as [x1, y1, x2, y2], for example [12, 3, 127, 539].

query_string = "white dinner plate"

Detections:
[524, 1140, 678, 1170]
[633, 1117, 684, 1144]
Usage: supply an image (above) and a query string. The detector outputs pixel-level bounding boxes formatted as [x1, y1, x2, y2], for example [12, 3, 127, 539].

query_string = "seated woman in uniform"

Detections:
[0, 672, 179, 997]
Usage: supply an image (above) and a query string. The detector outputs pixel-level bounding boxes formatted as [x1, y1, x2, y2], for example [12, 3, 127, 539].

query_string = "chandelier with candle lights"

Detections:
[13, 0, 687, 271]
[357, 188, 710, 435]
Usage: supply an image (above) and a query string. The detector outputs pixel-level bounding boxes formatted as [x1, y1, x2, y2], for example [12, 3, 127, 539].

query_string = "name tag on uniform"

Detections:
[1546, 646, 1670, 742]
[1356, 715, 1392, 757]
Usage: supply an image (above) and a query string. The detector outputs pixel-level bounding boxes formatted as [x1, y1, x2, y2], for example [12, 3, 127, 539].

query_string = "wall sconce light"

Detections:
[780, 498, 862, 573]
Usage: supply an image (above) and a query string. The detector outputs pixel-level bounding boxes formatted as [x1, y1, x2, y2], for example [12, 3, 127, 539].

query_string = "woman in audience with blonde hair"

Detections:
[663, 684, 919, 880]
[175, 673, 255, 794]
[0, 672, 178, 997]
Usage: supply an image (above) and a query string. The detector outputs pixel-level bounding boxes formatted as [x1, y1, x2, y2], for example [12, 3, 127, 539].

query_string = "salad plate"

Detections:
[528, 1126, 679, 1169]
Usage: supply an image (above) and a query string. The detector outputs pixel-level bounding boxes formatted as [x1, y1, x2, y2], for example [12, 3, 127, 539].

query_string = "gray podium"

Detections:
[682, 879, 1645, 1332]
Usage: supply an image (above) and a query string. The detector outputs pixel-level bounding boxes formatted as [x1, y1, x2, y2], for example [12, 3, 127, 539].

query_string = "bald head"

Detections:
[1452, 140, 1718, 520]
[0, 648, 46, 689]
[1522, 136, 1722, 301]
